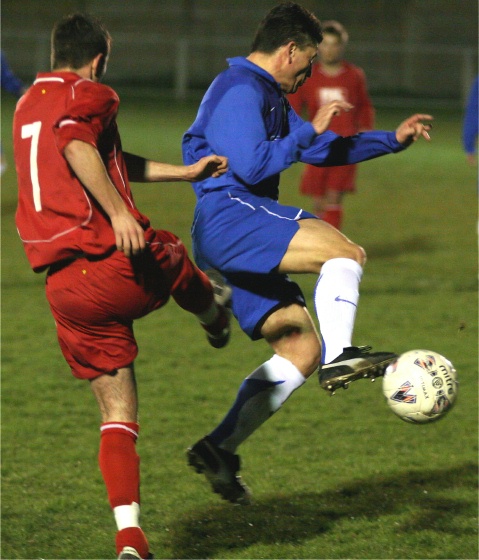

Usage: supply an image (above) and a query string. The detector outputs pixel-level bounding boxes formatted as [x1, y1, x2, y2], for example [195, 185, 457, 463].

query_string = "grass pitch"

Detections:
[1, 92, 477, 559]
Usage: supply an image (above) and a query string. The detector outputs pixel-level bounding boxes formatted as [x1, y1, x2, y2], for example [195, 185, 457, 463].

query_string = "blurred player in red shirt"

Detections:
[14, 13, 230, 560]
[289, 20, 374, 230]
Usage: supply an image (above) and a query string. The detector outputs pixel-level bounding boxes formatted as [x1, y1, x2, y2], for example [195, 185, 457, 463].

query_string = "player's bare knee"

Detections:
[267, 329, 321, 376]
[262, 307, 321, 375]
[336, 241, 366, 266]
[275, 340, 320, 377]
[355, 243, 367, 266]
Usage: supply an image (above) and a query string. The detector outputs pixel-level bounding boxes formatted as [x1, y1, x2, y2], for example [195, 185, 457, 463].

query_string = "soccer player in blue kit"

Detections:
[183, 2, 433, 504]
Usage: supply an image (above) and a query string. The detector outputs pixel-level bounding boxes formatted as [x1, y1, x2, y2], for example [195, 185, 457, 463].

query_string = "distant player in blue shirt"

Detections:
[1, 50, 26, 97]
[1, 50, 26, 174]
[183, 2, 433, 505]
[462, 76, 478, 166]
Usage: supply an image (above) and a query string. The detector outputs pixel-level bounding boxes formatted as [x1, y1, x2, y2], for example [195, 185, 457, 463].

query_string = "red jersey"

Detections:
[14, 72, 149, 272]
[289, 61, 374, 136]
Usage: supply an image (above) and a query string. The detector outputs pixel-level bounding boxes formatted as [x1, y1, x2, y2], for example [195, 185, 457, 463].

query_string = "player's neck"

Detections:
[320, 61, 343, 76]
[247, 52, 278, 77]
[52, 64, 97, 81]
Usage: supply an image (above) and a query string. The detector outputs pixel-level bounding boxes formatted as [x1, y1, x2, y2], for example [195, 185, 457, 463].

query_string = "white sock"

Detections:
[314, 258, 363, 364]
[113, 501, 140, 530]
[209, 355, 306, 454]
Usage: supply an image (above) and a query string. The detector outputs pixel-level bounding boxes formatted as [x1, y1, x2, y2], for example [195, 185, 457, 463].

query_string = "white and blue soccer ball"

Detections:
[382, 349, 458, 424]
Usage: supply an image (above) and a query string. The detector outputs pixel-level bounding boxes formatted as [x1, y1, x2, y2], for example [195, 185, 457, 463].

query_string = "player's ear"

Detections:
[286, 41, 296, 64]
[93, 53, 107, 80]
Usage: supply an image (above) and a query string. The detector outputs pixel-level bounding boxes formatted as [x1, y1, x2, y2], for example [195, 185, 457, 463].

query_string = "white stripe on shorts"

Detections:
[229, 193, 304, 221]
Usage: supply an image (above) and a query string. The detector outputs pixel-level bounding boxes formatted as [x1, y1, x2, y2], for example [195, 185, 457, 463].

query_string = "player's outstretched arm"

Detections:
[395, 114, 433, 146]
[124, 153, 228, 183]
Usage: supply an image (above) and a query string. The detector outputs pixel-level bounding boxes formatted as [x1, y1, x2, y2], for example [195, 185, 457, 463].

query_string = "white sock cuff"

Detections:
[100, 423, 139, 439]
[114, 502, 140, 531]
[321, 257, 363, 281]
[266, 354, 307, 388]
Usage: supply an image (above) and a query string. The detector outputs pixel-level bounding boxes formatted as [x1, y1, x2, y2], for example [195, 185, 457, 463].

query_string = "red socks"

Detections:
[99, 422, 140, 508]
[99, 422, 149, 558]
[116, 527, 149, 559]
[320, 205, 343, 230]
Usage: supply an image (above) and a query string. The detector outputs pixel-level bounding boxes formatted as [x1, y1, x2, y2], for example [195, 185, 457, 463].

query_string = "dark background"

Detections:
[2, 0, 478, 104]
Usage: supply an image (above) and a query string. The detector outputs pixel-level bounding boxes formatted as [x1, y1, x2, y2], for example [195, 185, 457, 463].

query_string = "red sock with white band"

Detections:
[99, 422, 149, 558]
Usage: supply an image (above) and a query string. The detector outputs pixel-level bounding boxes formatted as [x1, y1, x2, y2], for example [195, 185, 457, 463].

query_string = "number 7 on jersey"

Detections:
[21, 121, 42, 212]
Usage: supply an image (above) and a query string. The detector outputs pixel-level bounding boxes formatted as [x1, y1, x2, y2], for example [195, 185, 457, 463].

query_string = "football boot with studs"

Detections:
[319, 345, 398, 394]
[117, 547, 153, 559]
[187, 436, 251, 505]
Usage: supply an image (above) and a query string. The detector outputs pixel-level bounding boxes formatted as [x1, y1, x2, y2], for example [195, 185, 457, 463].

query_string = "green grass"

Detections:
[1, 92, 478, 559]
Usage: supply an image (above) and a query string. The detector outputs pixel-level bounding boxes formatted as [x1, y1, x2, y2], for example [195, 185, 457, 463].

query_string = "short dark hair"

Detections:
[251, 2, 322, 54]
[321, 20, 349, 44]
[51, 13, 111, 70]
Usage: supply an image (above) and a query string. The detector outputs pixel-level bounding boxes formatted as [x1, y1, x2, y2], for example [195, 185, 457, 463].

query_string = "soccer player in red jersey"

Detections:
[289, 20, 375, 230]
[13, 13, 229, 560]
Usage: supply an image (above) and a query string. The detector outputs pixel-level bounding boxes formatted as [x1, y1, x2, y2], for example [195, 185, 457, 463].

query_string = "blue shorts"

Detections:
[191, 188, 317, 339]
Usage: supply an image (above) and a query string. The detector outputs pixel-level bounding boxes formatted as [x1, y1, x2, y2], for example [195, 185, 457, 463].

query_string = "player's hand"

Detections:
[188, 155, 229, 181]
[311, 100, 354, 135]
[111, 211, 146, 257]
[466, 153, 477, 166]
[395, 114, 433, 146]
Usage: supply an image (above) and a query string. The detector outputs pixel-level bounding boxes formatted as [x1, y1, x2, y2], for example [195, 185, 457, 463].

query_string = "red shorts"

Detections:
[299, 163, 357, 196]
[46, 228, 213, 380]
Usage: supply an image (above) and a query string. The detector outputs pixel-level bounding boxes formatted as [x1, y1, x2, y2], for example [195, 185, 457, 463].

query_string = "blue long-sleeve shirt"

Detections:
[1, 51, 25, 98]
[183, 57, 405, 200]
[463, 76, 478, 156]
